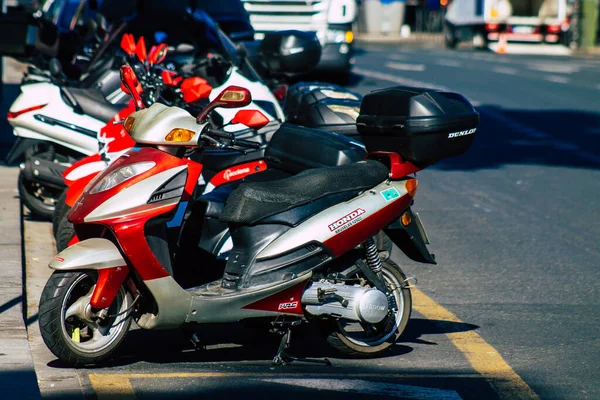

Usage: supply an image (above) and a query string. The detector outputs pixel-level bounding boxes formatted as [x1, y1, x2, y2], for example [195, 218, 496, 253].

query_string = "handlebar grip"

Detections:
[235, 139, 261, 149]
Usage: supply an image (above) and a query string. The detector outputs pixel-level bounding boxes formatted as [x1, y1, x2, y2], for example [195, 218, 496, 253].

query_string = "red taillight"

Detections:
[7, 104, 47, 119]
[505, 25, 513, 33]
[533, 27, 540, 34]
[485, 23, 499, 31]
[547, 25, 561, 33]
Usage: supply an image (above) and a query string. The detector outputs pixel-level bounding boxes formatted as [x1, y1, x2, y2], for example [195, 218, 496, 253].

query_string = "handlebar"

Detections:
[203, 127, 261, 150]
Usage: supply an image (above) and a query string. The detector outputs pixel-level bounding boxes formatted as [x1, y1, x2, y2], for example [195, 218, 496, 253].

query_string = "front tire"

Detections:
[38, 271, 132, 366]
[52, 190, 69, 237]
[55, 212, 75, 252]
[323, 260, 412, 357]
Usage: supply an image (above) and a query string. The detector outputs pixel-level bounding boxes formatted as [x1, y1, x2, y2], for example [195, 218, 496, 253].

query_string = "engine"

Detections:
[301, 281, 389, 324]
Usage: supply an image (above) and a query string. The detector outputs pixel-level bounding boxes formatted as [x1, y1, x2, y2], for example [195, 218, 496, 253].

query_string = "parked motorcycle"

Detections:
[9, 18, 304, 219]
[38, 68, 480, 365]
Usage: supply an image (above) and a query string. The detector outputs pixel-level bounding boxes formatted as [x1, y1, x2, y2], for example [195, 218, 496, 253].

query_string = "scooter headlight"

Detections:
[90, 162, 155, 194]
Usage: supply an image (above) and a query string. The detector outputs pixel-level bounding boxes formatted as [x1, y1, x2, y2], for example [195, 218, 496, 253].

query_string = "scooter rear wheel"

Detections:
[322, 260, 412, 357]
[38, 270, 132, 366]
[18, 170, 56, 220]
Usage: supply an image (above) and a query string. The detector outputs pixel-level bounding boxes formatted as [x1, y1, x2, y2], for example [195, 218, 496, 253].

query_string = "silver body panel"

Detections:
[128, 104, 202, 146]
[186, 274, 312, 324]
[49, 238, 126, 270]
[138, 276, 193, 329]
[84, 165, 187, 222]
[258, 180, 410, 259]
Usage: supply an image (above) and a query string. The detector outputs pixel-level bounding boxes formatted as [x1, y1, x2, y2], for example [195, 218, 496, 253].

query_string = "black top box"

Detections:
[356, 87, 480, 167]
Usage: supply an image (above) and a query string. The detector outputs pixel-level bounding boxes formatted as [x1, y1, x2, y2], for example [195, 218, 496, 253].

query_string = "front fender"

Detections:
[50, 238, 130, 309]
[50, 238, 127, 271]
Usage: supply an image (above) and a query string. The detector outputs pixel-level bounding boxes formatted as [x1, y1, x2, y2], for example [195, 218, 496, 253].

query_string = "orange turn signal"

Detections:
[165, 128, 195, 142]
[124, 117, 135, 133]
[401, 212, 412, 226]
[405, 178, 418, 197]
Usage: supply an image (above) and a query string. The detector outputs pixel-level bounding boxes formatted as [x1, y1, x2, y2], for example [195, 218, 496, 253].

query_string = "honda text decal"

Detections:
[328, 208, 366, 233]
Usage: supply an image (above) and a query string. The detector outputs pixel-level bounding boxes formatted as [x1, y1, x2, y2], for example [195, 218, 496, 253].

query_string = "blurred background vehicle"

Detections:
[444, 0, 571, 49]
[241, 0, 357, 75]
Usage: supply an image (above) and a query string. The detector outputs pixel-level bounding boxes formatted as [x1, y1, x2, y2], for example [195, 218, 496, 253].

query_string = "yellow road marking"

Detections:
[412, 288, 539, 400]
[89, 289, 539, 400]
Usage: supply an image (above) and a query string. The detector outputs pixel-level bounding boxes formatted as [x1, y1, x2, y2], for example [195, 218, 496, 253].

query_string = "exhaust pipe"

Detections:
[21, 157, 68, 189]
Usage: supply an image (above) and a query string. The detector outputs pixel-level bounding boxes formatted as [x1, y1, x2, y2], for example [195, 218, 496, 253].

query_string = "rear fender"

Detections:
[50, 238, 129, 309]
[384, 208, 437, 264]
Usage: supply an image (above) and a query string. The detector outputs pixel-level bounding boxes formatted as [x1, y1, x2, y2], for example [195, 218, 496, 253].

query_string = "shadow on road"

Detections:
[432, 105, 600, 171]
[41, 317, 479, 369]
[400, 318, 479, 346]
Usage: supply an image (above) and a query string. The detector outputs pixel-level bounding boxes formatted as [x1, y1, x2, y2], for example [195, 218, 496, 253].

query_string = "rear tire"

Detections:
[38, 270, 132, 366]
[322, 260, 412, 357]
[56, 212, 75, 252]
[18, 170, 55, 220]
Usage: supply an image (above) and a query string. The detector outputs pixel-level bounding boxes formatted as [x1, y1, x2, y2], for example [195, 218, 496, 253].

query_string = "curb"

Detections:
[0, 165, 42, 400]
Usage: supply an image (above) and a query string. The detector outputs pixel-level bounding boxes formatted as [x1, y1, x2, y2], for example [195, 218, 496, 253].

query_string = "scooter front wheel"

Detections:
[38, 270, 133, 366]
[321, 260, 412, 357]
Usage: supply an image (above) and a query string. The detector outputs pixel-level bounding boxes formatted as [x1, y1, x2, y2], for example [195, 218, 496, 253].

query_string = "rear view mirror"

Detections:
[135, 37, 147, 62]
[260, 31, 321, 76]
[120, 33, 136, 55]
[197, 86, 252, 123]
[119, 66, 144, 109]
[231, 110, 269, 130]
[148, 43, 168, 65]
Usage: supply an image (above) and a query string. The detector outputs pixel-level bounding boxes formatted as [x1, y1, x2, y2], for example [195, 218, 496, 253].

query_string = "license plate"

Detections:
[512, 25, 534, 34]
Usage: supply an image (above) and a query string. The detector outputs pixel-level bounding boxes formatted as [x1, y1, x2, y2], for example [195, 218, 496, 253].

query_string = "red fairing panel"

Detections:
[367, 152, 421, 178]
[65, 173, 98, 207]
[241, 276, 310, 315]
[323, 193, 412, 257]
[209, 160, 267, 187]
[69, 147, 187, 224]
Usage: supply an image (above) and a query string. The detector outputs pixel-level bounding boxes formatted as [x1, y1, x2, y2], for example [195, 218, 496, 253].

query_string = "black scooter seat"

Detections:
[61, 87, 122, 124]
[220, 160, 389, 225]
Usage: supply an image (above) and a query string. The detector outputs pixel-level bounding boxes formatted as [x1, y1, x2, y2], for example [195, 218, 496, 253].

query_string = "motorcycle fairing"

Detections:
[219, 179, 413, 290]
[258, 180, 413, 259]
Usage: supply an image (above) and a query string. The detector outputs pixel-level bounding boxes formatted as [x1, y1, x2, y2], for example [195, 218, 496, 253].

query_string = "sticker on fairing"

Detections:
[381, 187, 401, 202]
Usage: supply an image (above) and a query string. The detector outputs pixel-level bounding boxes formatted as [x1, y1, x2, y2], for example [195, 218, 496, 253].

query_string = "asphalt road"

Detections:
[14, 45, 600, 400]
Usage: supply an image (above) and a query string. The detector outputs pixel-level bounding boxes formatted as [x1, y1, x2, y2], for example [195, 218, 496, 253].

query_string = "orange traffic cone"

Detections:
[497, 33, 508, 54]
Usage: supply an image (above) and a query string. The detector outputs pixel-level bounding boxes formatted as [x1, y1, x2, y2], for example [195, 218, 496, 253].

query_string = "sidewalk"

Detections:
[0, 165, 41, 400]
[1, 56, 42, 400]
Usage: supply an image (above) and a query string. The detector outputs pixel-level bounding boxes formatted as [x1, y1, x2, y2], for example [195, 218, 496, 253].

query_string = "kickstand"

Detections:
[272, 328, 332, 367]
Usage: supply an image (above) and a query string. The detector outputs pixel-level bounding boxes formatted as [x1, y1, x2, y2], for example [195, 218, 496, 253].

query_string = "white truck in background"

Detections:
[241, 0, 357, 75]
[444, 0, 570, 49]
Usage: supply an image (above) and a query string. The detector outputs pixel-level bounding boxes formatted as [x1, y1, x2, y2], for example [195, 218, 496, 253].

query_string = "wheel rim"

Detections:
[335, 268, 405, 347]
[60, 273, 130, 355]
